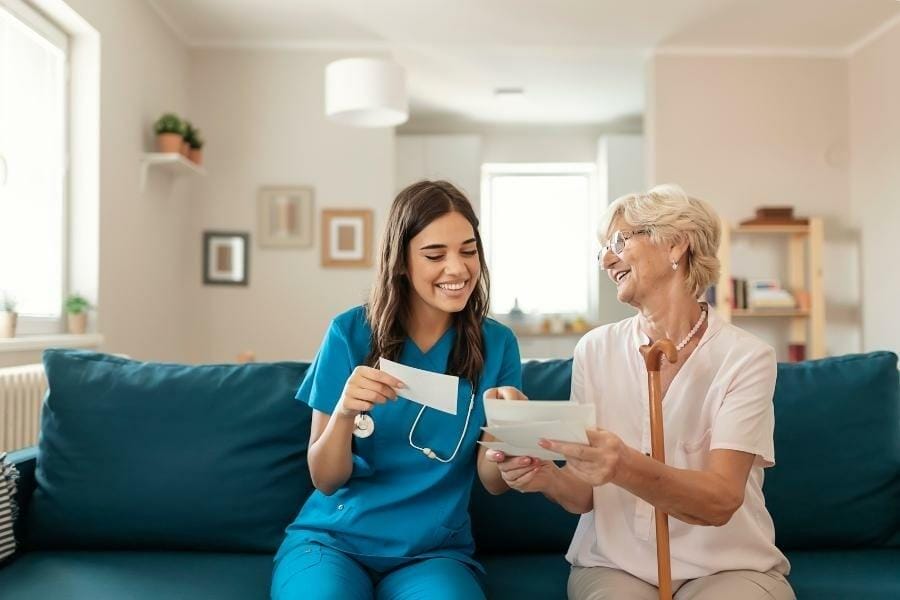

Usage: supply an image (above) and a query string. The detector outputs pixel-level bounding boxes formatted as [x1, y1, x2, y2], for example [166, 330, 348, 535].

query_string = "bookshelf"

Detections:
[716, 217, 825, 359]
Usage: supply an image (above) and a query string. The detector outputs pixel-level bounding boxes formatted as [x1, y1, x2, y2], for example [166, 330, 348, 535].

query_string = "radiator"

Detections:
[0, 364, 46, 452]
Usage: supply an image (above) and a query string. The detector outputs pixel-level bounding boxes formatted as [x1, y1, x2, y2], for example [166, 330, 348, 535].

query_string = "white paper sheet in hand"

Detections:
[378, 357, 458, 415]
[477, 440, 561, 461]
[484, 419, 588, 447]
[484, 399, 595, 427]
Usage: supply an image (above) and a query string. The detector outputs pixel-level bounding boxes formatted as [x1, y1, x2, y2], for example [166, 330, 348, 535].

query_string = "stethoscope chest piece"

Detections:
[353, 412, 375, 438]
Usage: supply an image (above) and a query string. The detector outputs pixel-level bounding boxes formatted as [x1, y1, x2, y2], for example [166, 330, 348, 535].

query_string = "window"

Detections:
[481, 163, 598, 317]
[0, 0, 69, 328]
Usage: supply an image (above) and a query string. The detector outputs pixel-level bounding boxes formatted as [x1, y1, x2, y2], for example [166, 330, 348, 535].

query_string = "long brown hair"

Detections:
[365, 180, 490, 387]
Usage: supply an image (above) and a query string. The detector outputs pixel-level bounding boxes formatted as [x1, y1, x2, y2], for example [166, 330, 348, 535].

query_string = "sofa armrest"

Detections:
[6, 447, 37, 552]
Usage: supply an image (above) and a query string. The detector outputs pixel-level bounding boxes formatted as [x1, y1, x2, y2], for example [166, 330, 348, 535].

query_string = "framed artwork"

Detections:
[321, 209, 373, 268]
[203, 231, 249, 285]
[257, 186, 314, 248]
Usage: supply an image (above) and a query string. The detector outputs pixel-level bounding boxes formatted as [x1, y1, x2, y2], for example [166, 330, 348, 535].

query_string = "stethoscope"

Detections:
[352, 392, 476, 463]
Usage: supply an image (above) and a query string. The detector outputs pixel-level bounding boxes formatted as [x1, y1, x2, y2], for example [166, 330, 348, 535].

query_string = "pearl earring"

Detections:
[672, 261, 678, 271]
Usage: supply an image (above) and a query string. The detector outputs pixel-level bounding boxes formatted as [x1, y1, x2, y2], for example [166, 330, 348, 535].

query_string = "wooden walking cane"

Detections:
[640, 339, 678, 600]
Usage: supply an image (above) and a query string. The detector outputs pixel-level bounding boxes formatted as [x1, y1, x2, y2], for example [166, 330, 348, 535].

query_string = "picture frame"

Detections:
[203, 231, 249, 285]
[257, 186, 314, 248]
[321, 209, 373, 268]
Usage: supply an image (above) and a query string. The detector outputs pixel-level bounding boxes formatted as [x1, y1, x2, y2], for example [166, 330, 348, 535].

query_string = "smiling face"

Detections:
[600, 216, 674, 308]
[406, 210, 481, 319]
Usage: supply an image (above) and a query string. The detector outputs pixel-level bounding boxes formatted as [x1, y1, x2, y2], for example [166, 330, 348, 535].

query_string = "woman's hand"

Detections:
[336, 366, 405, 419]
[483, 386, 528, 401]
[539, 429, 626, 487]
[485, 451, 558, 493]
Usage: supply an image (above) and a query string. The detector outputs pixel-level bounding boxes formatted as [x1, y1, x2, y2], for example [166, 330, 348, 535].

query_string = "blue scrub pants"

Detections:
[271, 543, 485, 600]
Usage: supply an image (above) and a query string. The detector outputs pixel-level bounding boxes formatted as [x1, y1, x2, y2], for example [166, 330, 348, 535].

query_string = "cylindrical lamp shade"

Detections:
[325, 58, 409, 127]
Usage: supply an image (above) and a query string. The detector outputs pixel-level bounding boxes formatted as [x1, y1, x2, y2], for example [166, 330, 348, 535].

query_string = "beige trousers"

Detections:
[568, 566, 796, 600]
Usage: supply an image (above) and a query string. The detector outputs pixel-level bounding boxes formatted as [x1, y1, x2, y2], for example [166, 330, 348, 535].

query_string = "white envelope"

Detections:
[484, 399, 595, 428]
[378, 357, 458, 415]
[477, 440, 562, 461]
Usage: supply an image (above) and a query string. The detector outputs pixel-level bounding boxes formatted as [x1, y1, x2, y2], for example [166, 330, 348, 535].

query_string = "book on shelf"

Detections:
[709, 278, 798, 311]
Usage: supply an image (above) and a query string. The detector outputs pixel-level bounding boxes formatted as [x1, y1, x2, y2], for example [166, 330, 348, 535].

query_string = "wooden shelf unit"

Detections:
[716, 217, 825, 359]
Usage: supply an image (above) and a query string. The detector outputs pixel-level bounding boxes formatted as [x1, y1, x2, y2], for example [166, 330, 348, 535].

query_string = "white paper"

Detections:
[484, 399, 595, 428]
[477, 440, 562, 461]
[483, 419, 588, 448]
[378, 357, 458, 415]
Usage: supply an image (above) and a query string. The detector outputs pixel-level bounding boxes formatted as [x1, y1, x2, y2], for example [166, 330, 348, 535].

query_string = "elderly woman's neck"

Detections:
[638, 291, 704, 346]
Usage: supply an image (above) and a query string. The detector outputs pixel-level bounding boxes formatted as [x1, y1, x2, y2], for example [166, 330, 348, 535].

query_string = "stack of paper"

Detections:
[479, 400, 595, 460]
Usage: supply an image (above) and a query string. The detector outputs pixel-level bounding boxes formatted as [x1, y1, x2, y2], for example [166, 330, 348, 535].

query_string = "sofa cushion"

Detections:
[479, 553, 570, 600]
[522, 358, 573, 401]
[0, 551, 273, 599]
[26, 350, 313, 552]
[785, 549, 900, 600]
[764, 352, 900, 550]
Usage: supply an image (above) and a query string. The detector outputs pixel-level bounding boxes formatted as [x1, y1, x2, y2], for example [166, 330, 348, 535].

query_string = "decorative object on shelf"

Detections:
[325, 58, 408, 127]
[747, 279, 796, 309]
[184, 121, 204, 165]
[236, 351, 256, 363]
[321, 209, 373, 268]
[0, 293, 17, 339]
[203, 231, 249, 286]
[153, 113, 186, 154]
[793, 289, 811, 311]
[64, 293, 91, 335]
[508, 298, 524, 322]
[258, 186, 314, 248]
[739, 206, 808, 227]
[788, 343, 806, 363]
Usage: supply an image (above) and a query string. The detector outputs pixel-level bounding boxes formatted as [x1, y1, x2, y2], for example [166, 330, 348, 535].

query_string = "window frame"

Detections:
[480, 162, 600, 319]
[0, 0, 71, 334]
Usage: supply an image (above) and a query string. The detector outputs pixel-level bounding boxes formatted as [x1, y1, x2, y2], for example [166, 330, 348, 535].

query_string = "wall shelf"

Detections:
[717, 217, 825, 359]
[139, 153, 205, 191]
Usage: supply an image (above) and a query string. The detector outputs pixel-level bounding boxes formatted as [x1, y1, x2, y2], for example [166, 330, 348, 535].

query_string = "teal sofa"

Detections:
[0, 349, 898, 599]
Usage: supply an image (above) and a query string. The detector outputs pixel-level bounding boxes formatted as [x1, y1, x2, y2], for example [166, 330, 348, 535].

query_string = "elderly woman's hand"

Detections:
[484, 450, 558, 493]
[539, 430, 627, 487]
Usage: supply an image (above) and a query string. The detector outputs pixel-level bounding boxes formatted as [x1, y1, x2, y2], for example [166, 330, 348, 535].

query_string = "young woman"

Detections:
[272, 180, 522, 600]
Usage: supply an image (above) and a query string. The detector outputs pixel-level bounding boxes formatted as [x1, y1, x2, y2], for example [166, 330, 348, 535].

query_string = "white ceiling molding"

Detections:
[654, 46, 846, 59]
[843, 10, 900, 55]
[145, 0, 190, 46]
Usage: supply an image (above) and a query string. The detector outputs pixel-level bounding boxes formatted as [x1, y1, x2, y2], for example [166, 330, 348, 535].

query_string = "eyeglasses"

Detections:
[597, 229, 650, 261]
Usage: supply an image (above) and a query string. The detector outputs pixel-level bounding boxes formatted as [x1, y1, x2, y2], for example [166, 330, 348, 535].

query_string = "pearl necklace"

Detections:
[675, 306, 708, 351]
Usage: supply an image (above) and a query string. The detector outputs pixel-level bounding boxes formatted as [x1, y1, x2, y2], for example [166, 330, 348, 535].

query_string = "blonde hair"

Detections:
[599, 184, 721, 298]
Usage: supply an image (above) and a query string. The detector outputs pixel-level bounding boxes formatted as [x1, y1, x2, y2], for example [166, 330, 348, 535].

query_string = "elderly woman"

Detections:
[485, 185, 795, 600]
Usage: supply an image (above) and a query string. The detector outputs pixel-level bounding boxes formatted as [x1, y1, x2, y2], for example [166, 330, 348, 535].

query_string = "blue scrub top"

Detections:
[277, 305, 521, 573]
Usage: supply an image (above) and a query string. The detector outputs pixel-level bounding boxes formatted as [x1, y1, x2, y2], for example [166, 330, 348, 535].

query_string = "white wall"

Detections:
[648, 54, 860, 358]
[187, 49, 394, 362]
[48, 0, 193, 363]
[850, 24, 900, 355]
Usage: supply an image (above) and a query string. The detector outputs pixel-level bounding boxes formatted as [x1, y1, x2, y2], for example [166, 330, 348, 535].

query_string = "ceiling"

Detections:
[148, 0, 900, 126]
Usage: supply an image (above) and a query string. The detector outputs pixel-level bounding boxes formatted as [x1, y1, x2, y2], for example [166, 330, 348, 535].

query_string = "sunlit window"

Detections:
[481, 163, 597, 317]
[0, 0, 68, 320]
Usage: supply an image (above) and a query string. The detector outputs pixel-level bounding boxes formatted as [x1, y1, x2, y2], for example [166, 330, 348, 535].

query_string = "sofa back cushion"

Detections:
[26, 350, 314, 553]
[471, 359, 581, 554]
[764, 351, 900, 550]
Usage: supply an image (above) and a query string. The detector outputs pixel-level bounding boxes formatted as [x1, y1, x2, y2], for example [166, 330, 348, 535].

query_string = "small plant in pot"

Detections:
[65, 293, 91, 335]
[185, 125, 204, 165]
[0, 293, 17, 338]
[154, 113, 186, 154]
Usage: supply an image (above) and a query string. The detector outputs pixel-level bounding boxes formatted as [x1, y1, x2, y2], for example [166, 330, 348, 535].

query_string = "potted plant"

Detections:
[65, 293, 91, 335]
[185, 125, 204, 165]
[181, 120, 194, 156]
[0, 293, 16, 338]
[154, 113, 186, 154]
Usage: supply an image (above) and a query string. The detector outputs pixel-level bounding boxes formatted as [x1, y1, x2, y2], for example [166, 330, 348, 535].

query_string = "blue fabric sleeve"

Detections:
[295, 316, 374, 478]
[295, 319, 354, 415]
[497, 328, 523, 390]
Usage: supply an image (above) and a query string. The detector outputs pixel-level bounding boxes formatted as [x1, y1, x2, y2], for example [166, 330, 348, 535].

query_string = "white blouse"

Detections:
[565, 307, 790, 586]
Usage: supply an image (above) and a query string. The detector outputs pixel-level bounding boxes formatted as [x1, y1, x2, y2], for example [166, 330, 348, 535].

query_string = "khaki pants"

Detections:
[568, 566, 796, 600]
